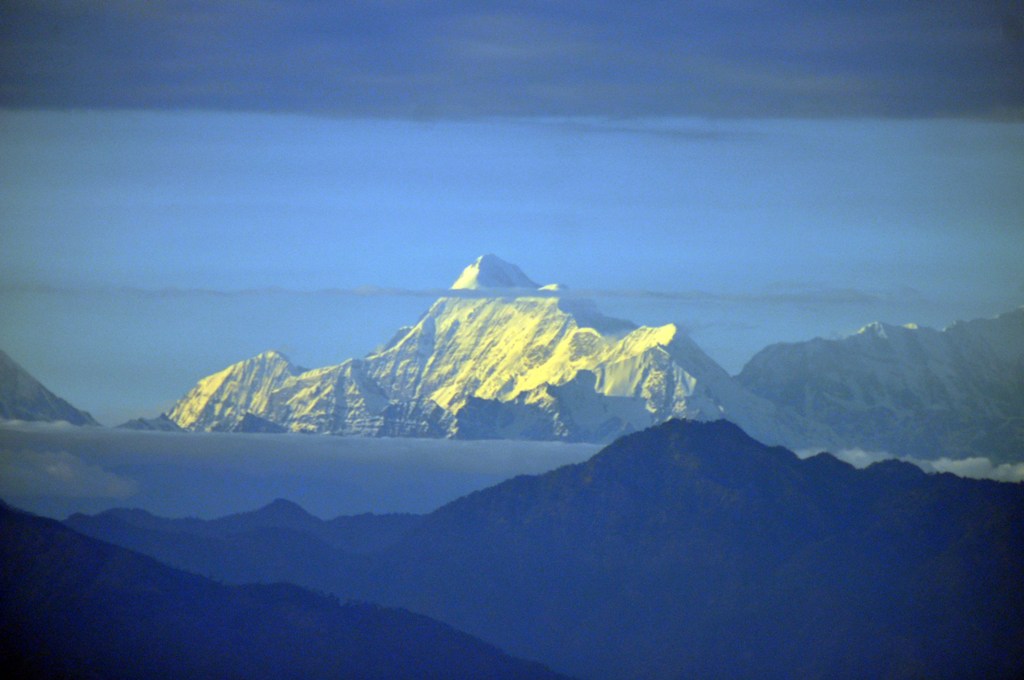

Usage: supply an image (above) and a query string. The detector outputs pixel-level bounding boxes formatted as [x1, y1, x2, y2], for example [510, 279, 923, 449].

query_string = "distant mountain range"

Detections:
[67, 419, 1024, 679]
[0, 500, 565, 679]
[158, 255, 1022, 460]
[0, 350, 97, 426]
[3, 256, 1021, 461]
[739, 307, 1024, 463]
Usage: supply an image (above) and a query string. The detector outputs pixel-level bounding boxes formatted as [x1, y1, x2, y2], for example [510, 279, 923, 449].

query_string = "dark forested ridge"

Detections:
[349, 419, 1024, 679]
[0, 501, 566, 680]
[65, 420, 1024, 679]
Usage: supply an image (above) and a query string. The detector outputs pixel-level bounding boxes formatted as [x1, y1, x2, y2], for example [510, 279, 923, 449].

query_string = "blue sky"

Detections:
[3, 112, 1021, 296]
[1, 2, 1023, 425]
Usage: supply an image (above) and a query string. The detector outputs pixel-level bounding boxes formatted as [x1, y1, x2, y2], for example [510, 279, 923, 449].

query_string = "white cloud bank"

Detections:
[3, 425, 1020, 522]
[0, 449, 139, 500]
[918, 457, 1024, 483]
[0, 425, 598, 519]
[798, 447, 1024, 483]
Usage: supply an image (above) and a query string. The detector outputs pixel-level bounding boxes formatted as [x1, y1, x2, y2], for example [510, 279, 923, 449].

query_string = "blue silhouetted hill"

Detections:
[67, 499, 422, 590]
[0, 501, 567, 680]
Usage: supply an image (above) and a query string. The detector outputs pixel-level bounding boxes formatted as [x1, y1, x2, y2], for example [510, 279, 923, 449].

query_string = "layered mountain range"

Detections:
[68, 419, 1024, 679]
[0, 500, 564, 679]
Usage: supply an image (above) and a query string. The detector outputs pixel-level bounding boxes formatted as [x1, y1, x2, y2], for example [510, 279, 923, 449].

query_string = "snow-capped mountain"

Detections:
[737, 307, 1024, 461]
[164, 256, 834, 449]
[167, 350, 303, 431]
[0, 350, 99, 426]
[450, 253, 540, 290]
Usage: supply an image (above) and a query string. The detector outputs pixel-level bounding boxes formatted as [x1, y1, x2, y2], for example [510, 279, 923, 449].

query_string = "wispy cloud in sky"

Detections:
[0, 280, 892, 308]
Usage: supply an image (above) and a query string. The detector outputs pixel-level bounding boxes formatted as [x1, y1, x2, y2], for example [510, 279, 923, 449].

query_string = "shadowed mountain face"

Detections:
[71, 420, 1024, 679]
[0, 501, 566, 680]
[738, 307, 1024, 462]
[0, 350, 98, 426]
[116, 413, 183, 431]
[353, 420, 1024, 679]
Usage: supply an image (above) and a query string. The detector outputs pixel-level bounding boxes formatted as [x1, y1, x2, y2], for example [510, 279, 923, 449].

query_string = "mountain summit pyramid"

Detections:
[451, 254, 541, 290]
[165, 257, 833, 448]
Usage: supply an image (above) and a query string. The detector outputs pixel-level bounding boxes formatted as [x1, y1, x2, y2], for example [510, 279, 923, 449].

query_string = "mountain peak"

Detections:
[249, 349, 293, 365]
[854, 320, 922, 340]
[166, 350, 303, 432]
[215, 497, 320, 527]
[451, 254, 540, 290]
[256, 498, 315, 520]
[0, 349, 99, 426]
[855, 321, 891, 337]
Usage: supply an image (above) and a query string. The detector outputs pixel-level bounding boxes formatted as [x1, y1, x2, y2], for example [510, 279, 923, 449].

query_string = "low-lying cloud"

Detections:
[4, 425, 1019, 523]
[919, 457, 1024, 483]
[0, 424, 598, 520]
[799, 447, 1024, 483]
[1, 281, 891, 309]
[0, 449, 138, 500]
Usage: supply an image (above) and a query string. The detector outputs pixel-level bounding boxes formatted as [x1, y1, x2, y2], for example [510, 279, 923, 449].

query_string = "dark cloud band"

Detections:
[1, 1, 1021, 118]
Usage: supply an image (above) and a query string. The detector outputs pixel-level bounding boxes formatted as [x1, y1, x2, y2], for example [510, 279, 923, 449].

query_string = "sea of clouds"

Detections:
[3, 422, 1020, 522]
[0, 422, 598, 519]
